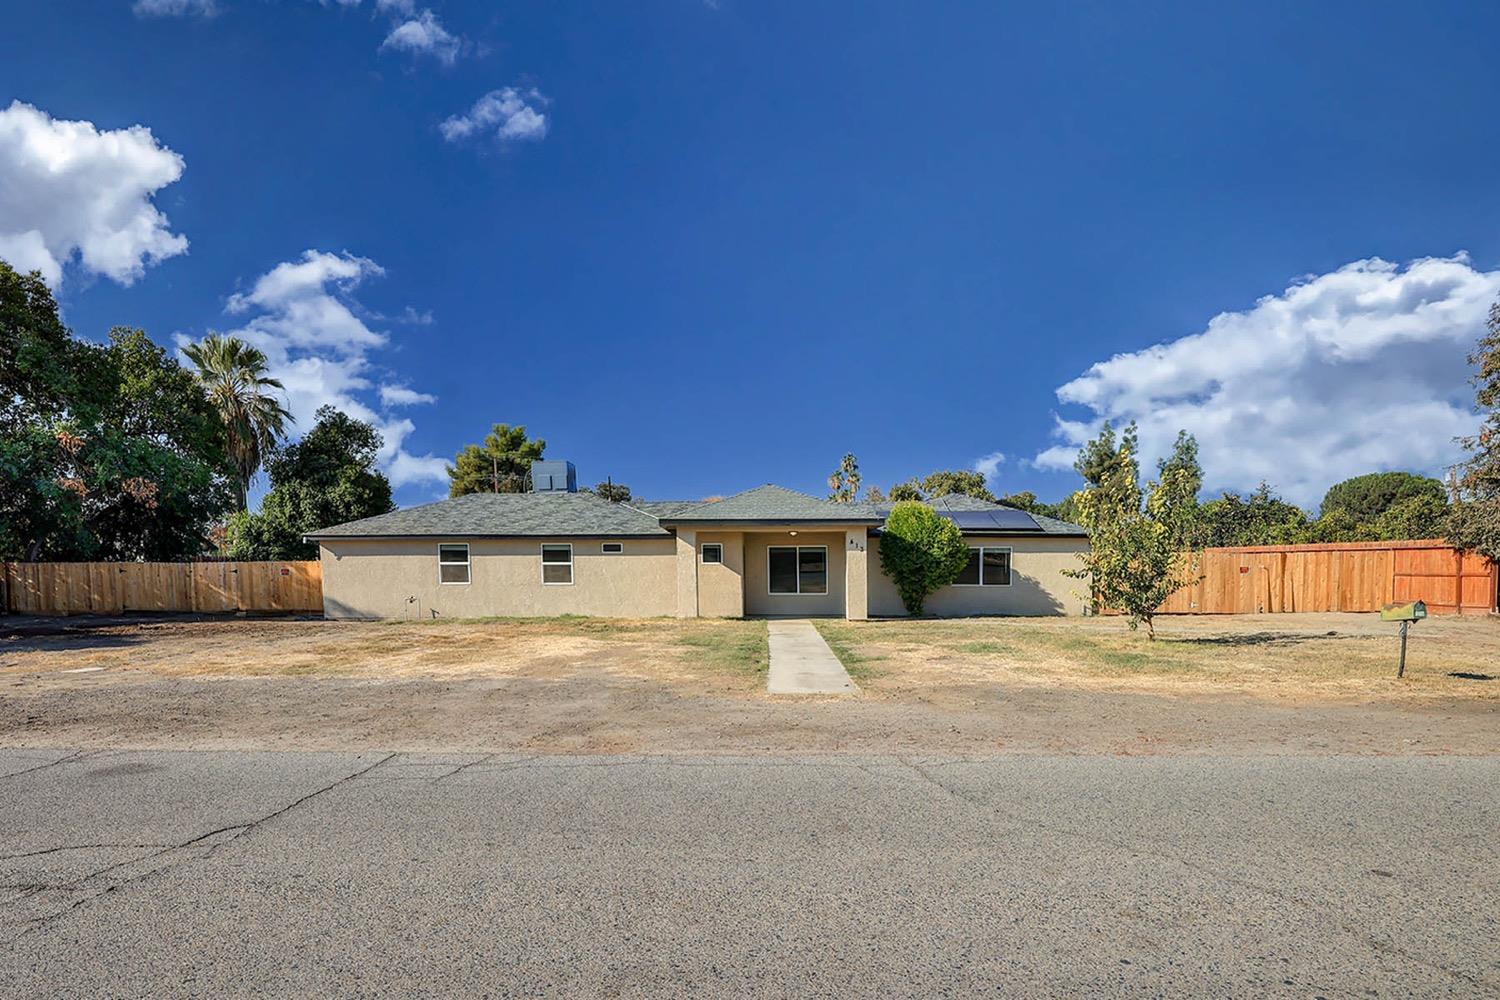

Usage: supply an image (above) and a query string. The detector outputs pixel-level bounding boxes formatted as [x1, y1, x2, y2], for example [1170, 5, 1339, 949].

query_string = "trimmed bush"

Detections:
[878, 501, 970, 616]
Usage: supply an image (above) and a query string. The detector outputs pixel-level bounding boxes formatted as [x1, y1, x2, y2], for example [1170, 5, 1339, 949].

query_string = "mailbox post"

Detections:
[1380, 601, 1427, 678]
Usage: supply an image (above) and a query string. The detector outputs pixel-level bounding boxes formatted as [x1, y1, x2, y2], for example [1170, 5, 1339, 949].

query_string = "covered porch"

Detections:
[671, 525, 870, 620]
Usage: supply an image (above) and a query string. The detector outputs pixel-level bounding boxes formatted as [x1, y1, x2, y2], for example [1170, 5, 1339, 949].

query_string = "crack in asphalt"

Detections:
[0, 749, 90, 781]
[0, 843, 172, 861]
[2, 751, 396, 942]
[896, 756, 1500, 997]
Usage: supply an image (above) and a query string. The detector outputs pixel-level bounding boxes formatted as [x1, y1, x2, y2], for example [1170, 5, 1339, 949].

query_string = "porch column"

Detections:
[845, 527, 868, 621]
[675, 528, 699, 618]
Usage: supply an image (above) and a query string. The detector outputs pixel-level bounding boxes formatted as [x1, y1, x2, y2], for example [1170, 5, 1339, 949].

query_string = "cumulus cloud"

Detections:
[381, 9, 463, 64]
[1032, 254, 1499, 507]
[440, 87, 549, 144]
[0, 101, 188, 287]
[972, 451, 1006, 485]
[197, 251, 448, 490]
[133, 0, 218, 15]
[379, 384, 437, 407]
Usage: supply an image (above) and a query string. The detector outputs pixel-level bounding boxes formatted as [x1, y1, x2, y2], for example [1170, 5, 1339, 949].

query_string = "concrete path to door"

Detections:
[766, 620, 858, 695]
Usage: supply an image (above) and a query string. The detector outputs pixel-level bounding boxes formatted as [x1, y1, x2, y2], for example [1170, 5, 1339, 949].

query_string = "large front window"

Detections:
[954, 546, 1011, 587]
[768, 545, 827, 595]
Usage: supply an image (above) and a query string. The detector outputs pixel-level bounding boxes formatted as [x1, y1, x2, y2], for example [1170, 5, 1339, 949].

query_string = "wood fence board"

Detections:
[1159, 540, 1495, 616]
[2, 561, 322, 616]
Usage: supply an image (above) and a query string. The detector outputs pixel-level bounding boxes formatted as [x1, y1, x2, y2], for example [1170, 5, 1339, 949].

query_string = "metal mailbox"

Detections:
[1380, 600, 1427, 623]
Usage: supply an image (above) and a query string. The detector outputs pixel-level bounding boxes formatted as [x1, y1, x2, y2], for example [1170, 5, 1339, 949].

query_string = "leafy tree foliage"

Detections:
[0, 273, 237, 561]
[920, 469, 995, 502]
[1075, 420, 1139, 489]
[1376, 493, 1448, 541]
[1196, 483, 1309, 547]
[876, 501, 970, 616]
[1447, 299, 1500, 559]
[1156, 430, 1202, 499]
[1320, 471, 1444, 522]
[448, 423, 545, 496]
[827, 453, 862, 502]
[865, 485, 887, 504]
[182, 333, 292, 510]
[887, 480, 923, 502]
[224, 406, 393, 560]
[591, 480, 632, 502]
[1068, 451, 1201, 639]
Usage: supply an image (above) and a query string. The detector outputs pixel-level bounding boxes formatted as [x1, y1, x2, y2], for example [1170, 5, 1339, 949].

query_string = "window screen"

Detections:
[955, 549, 982, 586]
[438, 544, 470, 585]
[981, 548, 1011, 586]
[541, 544, 573, 585]
[797, 547, 827, 594]
[768, 547, 799, 594]
[701, 543, 723, 564]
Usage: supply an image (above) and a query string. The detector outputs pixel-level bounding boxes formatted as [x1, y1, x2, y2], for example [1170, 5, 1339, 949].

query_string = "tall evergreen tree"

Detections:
[447, 423, 546, 496]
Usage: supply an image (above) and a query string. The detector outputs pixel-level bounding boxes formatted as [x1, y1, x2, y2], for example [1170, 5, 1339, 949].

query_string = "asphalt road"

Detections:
[1, 749, 1496, 998]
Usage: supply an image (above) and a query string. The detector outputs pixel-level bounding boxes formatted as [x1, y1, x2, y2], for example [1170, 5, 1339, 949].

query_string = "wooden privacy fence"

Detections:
[0, 561, 323, 616]
[1159, 540, 1497, 615]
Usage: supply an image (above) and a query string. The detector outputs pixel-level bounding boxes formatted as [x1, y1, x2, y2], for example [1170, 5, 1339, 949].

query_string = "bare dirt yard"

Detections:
[1, 612, 1496, 755]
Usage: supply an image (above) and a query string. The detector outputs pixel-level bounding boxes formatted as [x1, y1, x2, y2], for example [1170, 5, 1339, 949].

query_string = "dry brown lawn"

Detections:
[816, 612, 1500, 702]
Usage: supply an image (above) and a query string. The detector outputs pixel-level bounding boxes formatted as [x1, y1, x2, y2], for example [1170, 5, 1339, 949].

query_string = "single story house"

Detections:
[307, 461, 1090, 620]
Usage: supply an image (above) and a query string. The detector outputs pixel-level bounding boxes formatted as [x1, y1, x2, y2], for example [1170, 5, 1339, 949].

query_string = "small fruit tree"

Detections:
[877, 501, 970, 616]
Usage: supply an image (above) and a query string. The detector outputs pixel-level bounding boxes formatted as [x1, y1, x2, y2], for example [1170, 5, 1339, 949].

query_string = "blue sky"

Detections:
[3, 1, 1499, 508]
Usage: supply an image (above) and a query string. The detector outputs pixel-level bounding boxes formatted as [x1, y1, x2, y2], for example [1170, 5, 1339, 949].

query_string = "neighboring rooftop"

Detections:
[659, 485, 883, 524]
[306, 491, 670, 539]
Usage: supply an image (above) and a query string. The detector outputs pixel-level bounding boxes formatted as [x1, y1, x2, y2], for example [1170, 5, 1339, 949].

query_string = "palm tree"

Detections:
[183, 333, 293, 510]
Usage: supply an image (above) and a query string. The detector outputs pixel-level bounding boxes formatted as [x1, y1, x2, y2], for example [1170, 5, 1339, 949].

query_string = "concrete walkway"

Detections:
[766, 620, 859, 695]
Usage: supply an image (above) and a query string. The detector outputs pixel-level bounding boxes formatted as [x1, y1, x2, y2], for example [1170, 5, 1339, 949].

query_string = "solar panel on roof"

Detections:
[942, 509, 1043, 532]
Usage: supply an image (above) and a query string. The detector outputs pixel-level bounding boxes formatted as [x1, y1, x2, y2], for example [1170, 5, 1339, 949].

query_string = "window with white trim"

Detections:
[601, 542, 624, 554]
[768, 545, 828, 595]
[953, 546, 1011, 587]
[541, 544, 574, 585]
[701, 542, 723, 564]
[438, 543, 470, 585]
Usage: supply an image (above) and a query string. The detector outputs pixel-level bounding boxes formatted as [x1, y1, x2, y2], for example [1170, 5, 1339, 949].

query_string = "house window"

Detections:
[954, 546, 1011, 587]
[438, 543, 470, 585]
[541, 544, 573, 585]
[701, 543, 723, 564]
[601, 542, 624, 554]
[768, 545, 828, 595]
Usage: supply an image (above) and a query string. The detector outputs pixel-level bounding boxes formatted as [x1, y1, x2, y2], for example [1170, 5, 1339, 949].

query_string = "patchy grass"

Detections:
[676, 620, 769, 677]
[813, 624, 882, 682]
[817, 613, 1500, 702]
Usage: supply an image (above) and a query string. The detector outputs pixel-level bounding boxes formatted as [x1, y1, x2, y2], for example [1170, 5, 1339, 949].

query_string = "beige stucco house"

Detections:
[308, 464, 1090, 620]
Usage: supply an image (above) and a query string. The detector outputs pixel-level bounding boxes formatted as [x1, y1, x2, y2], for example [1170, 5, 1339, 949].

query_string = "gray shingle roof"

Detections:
[660, 484, 883, 524]
[872, 494, 1088, 536]
[307, 491, 670, 539]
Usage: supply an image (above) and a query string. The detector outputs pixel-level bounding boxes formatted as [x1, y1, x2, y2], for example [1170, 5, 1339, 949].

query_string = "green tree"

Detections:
[998, 490, 1038, 511]
[1156, 430, 1203, 499]
[448, 423, 545, 496]
[865, 485, 887, 504]
[919, 469, 996, 502]
[887, 480, 923, 502]
[1075, 420, 1139, 489]
[1197, 483, 1308, 547]
[182, 333, 293, 511]
[1447, 299, 1500, 559]
[1375, 493, 1448, 541]
[1067, 451, 1201, 639]
[877, 501, 971, 615]
[592, 480, 632, 502]
[1320, 471, 1445, 522]
[827, 453, 862, 502]
[0, 260, 80, 432]
[224, 406, 394, 560]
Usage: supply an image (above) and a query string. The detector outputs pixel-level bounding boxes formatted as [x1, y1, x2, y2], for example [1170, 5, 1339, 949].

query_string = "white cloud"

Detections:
[1032, 254, 1499, 506]
[0, 101, 187, 288]
[381, 9, 462, 64]
[379, 383, 437, 407]
[440, 87, 549, 144]
[133, 0, 218, 16]
[198, 250, 449, 491]
[972, 451, 1006, 485]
